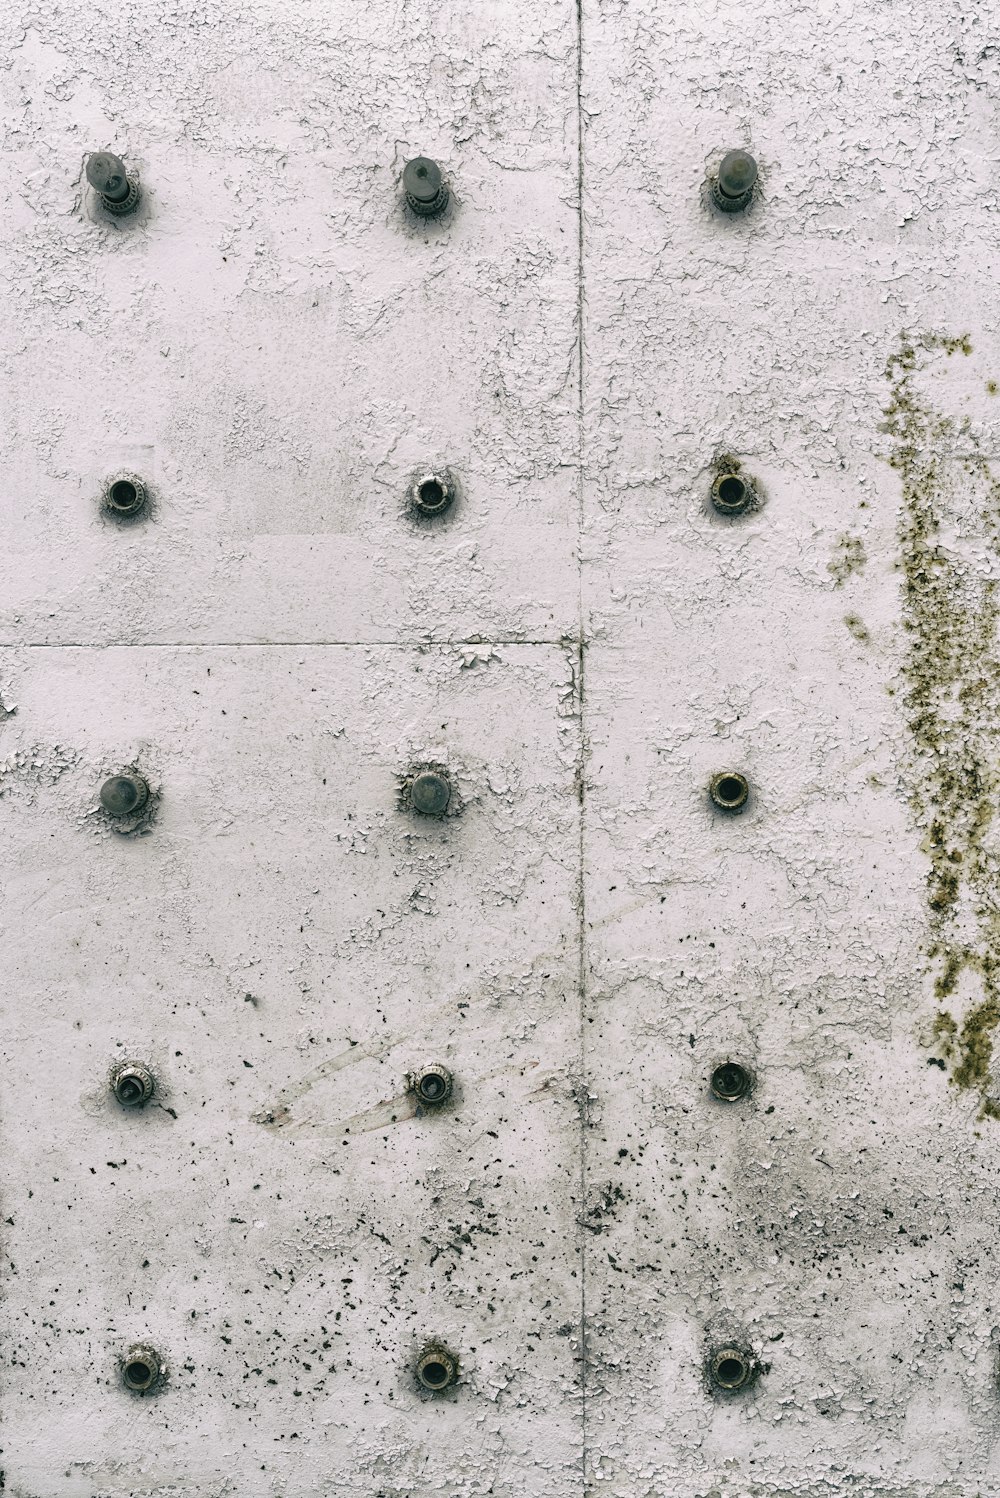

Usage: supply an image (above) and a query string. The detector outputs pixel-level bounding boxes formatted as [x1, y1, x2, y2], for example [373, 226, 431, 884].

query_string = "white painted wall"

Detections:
[2, 0, 1000, 1494]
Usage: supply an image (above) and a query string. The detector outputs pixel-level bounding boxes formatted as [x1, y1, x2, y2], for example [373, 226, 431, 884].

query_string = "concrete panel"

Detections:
[0, 0, 579, 645]
[0, 643, 583, 1496]
[580, 0, 1000, 1492]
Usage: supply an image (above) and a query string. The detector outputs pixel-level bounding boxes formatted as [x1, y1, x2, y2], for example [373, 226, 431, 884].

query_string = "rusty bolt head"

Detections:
[709, 772, 749, 813]
[415, 1343, 458, 1393]
[410, 471, 456, 518]
[121, 1344, 163, 1393]
[713, 150, 757, 211]
[710, 1061, 753, 1102]
[403, 157, 449, 216]
[413, 1064, 453, 1107]
[103, 475, 147, 517]
[100, 773, 149, 817]
[710, 471, 753, 516]
[111, 1060, 155, 1108]
[86, 150, 140, 215]
[708, 1345, 755, 1391]
[86, 151, 129, 200]
[409, 769, 452, 817]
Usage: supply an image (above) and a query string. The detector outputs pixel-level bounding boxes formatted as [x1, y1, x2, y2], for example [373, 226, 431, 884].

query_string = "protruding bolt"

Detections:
[709, 771, 749, 813]
[408, 769, 452, 817]
[410, 470, 456, 518]
[103, 475, 147, 517]
[712, 150, 757, 212]
[86, 150, 140, 216]
[710, 1061, 753, 1102]
[110, 1060, 155, 1109]
[412, 1063, 453, 1107]
[403, 157, 449, 217]
[121, 1344, 164, 1393]
[708, 1345, 755, 1391]
[100, 773, 149, 817]
[415, 1344, 458, 1393]
[710, 471, 753, 516]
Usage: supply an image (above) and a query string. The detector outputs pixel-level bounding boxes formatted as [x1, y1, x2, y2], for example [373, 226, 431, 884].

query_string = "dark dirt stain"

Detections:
[884, 331, 1000, 1119]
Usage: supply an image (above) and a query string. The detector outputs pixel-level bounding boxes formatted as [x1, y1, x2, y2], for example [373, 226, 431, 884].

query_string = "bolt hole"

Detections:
[420, 1075, 446, 1101]
[711, 1063, 750, 1101]
[421, 1361, 448, 1386]
[718, 476, 745, 506]
[420, 479, 444, 507]
[118, 1079, 142, 1104]
[125, 1361, 153, 1386]
[717, 777, 743, 803]
[717, 1357, 746, 1384]
[109, 480, 137, 507]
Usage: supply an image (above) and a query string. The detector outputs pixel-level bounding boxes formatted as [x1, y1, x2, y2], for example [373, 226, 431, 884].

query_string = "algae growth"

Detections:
[884, 332, 1000, 1119]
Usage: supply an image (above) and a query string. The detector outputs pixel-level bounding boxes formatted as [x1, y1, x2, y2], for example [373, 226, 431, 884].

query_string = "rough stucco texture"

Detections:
[3, 0, 1000, 1495]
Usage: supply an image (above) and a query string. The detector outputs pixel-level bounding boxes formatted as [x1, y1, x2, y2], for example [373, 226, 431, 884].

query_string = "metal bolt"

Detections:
[100, 773, 149, 817]
[408, 769, 452, 817]
[710, 471, 753, 516]
[121, 1344, 163, 1393]
[709, 771, 749, 813]
[415, 1344, 458, 1393]
[410, 470, 456, 518]
[110, 1060, 155, 1109]
[708, 1346, 755, 1391]
[86, 150, 140, 216]
[103, 475, 147, 517]
[413, 1064, 453, 1107]
[403, 157, 449, 217]
[712, 150, 757, 212]
[710, 1061, 752, 1102]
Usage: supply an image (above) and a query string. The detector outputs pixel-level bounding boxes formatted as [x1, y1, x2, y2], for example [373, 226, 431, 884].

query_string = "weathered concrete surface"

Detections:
[0, 645, 582, 1495]
[5, 0, 1000, 1494]
[581, 0, 1000, 1494]
[0, 1, 579, 646]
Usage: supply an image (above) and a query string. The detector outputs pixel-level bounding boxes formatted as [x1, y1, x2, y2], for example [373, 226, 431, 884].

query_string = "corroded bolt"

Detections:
[86, 150, 141, 216]
[708, 1346, 755, 1391]
[409, 769, 452, 817]
[100, 773, 149, 817]
[410, 470, 456, 518]
[103, 475, 147, 517]
[710, 1061, 753, 1102]
[415, 1344, 458, 1393]
[709, 772, 749, 813]
[710, 471, 753, 516]
[110, 1060, 155, 1109]
[121, 1344, 163, 1393]
[403, 157, 449, 217]
[412, 1064, 453, 1107]
[712, 150, 757, 212]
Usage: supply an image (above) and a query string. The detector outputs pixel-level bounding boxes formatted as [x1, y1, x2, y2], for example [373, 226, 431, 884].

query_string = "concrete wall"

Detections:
[2, 0, 1000, 1494]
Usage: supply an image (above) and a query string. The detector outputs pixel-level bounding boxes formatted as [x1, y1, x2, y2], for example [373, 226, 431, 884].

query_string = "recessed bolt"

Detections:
[121, 1344, 163, 1393]
[103, 475, 147, 517]
[710, 1061, 753, 1102]
[712, 150, 757, 212]
[415, 1344, 458, 1393]
[408, 769, 452, 817]
[410, 470, 456, 518]
[412, 1064, 453, 1107]
[710, 471, 753, 516]
[403, 156, 449, 217]
[709, 771, 749, 813]
[100, 772, 149, 817]
[86, 150, 141, 216]
[110, 1060, 155, 1109]
[708, 1346, 755, 1391]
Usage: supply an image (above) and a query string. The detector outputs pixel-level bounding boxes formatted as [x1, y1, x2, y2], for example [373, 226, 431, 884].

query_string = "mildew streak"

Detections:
[884, 332, 1000, 1116]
